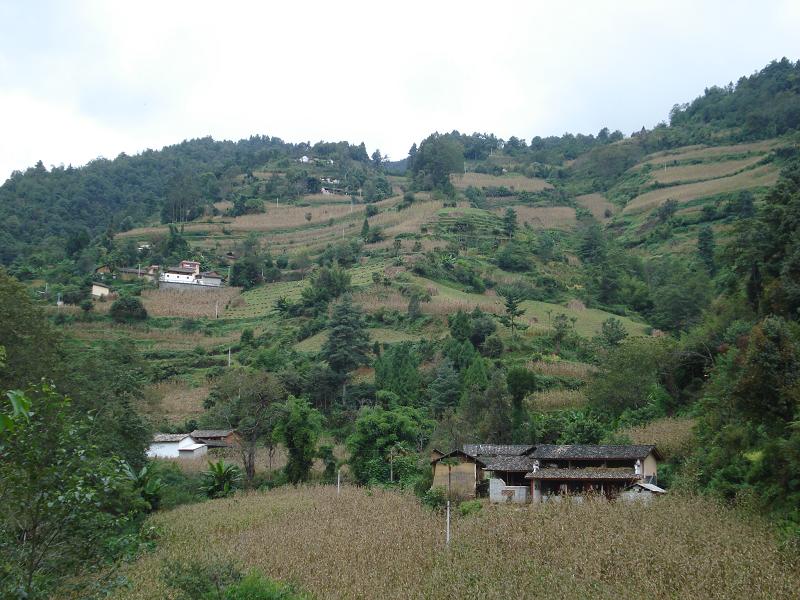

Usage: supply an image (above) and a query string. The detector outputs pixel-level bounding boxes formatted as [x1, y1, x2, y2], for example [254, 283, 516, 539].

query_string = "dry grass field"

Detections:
[624, 164, 779, 214]
[639, 139, 779, 167]
[111, 486, 799, 600]
[526, 359, 597, 381]
[499, 206, 577, 230]
[62, 322, 239, 351]
[451, 172, 551, 192]
[576, 193, 615, 219]
[528, 388, 588, 411]
[141, 287, 242, 318]
[648, 156, 763, 184]
[294, 327, 425, 352]
[619, 416, 697, 460]
[142, 379, 209, 424]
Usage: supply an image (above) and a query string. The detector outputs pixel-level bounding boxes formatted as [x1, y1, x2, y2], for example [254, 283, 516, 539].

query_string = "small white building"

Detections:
[147, 433, 206, 458]
[91, 282, 112, 298]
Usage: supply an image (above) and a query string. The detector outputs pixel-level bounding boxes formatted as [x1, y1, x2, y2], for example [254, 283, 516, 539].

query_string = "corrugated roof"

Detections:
[531, 444, 657, 461]
[463, 444, 534, 457]
[191, 429, 234, 438]
[152, 433, 191, 443]
[179, 443, 206, 451]
[629, 482, 667, 493]
[483, 455, 536, 472]
[526, 468, 641, 481]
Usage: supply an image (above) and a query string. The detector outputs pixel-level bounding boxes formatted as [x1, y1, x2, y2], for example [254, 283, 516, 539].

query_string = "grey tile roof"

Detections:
[526, 468, 641, 481]
[530, 444, 657, 461]
[463, 444, 534, 457]
[431, 449, 487, 467]
[153, 433, 191, 443]
[482, 455, 536, 472]
[191, 429, 235, 439]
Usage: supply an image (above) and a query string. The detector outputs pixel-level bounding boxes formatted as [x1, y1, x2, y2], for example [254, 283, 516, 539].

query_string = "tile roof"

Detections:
[153, 433, 191, 443]
[482, 455, 536, 472]
[191, 429, 235, 438]
[165, 267, 197, 274]
[526, 468, 641, 481]
[463, 444, 534, 457]
[430, 449, 487, 467]
[530, 444, 657, 461]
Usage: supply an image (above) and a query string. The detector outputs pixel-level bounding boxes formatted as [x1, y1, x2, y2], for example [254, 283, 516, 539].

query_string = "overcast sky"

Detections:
[1, 0, 799, 181]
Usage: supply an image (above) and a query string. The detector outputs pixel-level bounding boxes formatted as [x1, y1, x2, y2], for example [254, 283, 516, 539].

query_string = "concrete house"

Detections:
[159, 261, 224, 289]
[430, 444, 663, 504]
[91, 282, 113, 298]
[147, 433, 207, 458]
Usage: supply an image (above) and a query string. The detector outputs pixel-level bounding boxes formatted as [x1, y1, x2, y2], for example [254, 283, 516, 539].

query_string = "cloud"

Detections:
[1, 0, 799, 179]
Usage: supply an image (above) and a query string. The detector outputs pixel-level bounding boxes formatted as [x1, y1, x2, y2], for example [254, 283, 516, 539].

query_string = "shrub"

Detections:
[201, 460, 242, 499]
[225, 571, 308, 600]
[162, 560, 242, 599]
[110, 296, 148, 323]
[421, 486, 447, 510]
[458, 499, 483, 517]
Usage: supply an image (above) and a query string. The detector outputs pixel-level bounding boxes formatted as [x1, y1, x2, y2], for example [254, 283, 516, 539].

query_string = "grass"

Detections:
[648, 156, 763, 184]
[111, 486, 799, 600]
[503, 206, 577, 230]
[62, 321, 239, 351]
[142, 379, 209, 424]
[520, 300, 648, 338]
[624, 164, 779, 214]
[141, 287, 242, 318]
[294, 327, 425, 353]
[575, 193, 615, 220]
[639, 139, 779, 167]
[451, 172, 551, 192]
[619, 417, 697, 460]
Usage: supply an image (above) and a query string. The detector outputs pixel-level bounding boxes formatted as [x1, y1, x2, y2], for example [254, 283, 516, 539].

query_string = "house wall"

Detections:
[91, 284, 110, 298]
[146, 436, 197, 458]
[643, 453, 658, 482]
[489, 478, 528, 503]
[432, 461, 477, 499]
[179, 445, 208, 458]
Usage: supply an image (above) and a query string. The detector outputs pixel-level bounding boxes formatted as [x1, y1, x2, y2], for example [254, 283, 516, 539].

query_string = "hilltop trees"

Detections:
[410, 133, 464, 195]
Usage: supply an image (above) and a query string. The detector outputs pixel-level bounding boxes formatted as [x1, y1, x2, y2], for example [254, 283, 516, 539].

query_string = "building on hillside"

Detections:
[191, 428, 239, 448]
[621, 481, 667, 502]
[94, 264, 112, 275]
[118, 265, 159, 282]
[430, 449, 487, 499]
[159, 261, 225, 289]
[91, 282, 113, 298]
[430, 444, 663, 503]
[147, 433, 207, 458]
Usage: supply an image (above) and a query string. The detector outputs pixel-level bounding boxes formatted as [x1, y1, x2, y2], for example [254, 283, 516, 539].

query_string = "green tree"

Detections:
[110, 296, 148, 323]
[321, 296, 370, 378]
[428, 359, 461, 416]
[275, 396, 323, 484]
[448, 310, 471, 342]
[499, 290, 526, 338]
[598, 317, 629, 348]
[201, 460, 242, 499]
[0, 385, 138, 598]
[374, 342, 421, 405]
[503, 207, 518, 238]
[552, 313, 576, 354]
[698, 225, 716, 275]
[361, 217, 369, 240]
[301, 265, 351, 308]
[411, 133, 464, 195]
[205, 370, 286, 483]
[346, 406, 434, 484]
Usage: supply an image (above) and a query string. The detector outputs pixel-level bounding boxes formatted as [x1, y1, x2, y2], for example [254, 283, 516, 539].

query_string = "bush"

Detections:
[110, 296, 148, 323]
[459, 499, 483, 517]
[225, 570, 308, 600]
[421, 486, 447, 510]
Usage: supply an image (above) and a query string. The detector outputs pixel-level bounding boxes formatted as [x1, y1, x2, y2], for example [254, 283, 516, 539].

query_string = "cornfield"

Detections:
[110, 486, 799, 600]
[141, 287, 242, 318]
[619, 417, 697, 460]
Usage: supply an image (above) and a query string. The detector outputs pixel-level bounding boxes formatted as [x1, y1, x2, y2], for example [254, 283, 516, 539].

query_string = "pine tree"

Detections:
[499, 290, 526, 338]
[698, 225, 716, 275]
[321, 296, 370, 378]
[503, 207, 518, 238]
[428, 359, 461, 416]
[361, 217, 369, 240]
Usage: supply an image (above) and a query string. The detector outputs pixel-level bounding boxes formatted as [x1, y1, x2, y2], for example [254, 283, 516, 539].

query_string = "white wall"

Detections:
[147, 436, 198, 458]
[489, 477, 528, 503]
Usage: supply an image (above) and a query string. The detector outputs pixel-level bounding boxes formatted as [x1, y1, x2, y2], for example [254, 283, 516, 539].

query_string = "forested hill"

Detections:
[0, 136, 376, 265]
[2, 57, 800, 270]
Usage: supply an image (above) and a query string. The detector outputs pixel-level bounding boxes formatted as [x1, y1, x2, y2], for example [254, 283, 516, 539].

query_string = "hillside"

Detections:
[3, 58, 800, 599]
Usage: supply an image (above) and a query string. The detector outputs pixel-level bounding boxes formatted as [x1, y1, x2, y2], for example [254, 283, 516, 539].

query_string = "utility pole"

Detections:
[228, 348, 232, 367]
[215, 300, 219, 319]
[446, 500, 451, 546]
[337, 468, 341, 495]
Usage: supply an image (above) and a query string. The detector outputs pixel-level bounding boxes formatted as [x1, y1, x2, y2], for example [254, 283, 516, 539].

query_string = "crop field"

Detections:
[62, 321, 239, 351]
[623, 164, 779, 214]
[648, 156, 763, 184]
[451, 172, 551, 192]
[141, 379, 209, 424]
[575, 193, 615, 220]
[639, 139, 779, 166]
[520, 299, 648, 338]
[111, 486, 799, 600]
[526, 359, 597, 381]
[141, 287, 242, 318]
[528, 388, 588, 411]
[294, 327, 424, 353]
[302, 193, 354, 204]
[504, 206, 577, 230]
[225, 261, 388, 318]
[619, 416, 697, 460]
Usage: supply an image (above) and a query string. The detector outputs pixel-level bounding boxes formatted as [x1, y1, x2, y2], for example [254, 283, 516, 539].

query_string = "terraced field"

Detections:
[576, 193, 616, 220]
[623, 163, 779, 214]
[225, 260, 389, 318]
[505, 206, 577, 230]
[451, 172, 551, 192]
[648, 156, 763, 184]
[294, 327, 425, 353]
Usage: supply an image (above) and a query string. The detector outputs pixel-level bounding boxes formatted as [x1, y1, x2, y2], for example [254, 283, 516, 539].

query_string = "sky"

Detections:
[1, 0, 799, 181]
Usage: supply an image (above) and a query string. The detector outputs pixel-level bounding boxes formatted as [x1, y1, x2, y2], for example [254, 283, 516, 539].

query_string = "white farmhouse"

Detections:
[91, 282, 112, 298]
[147, 433, 207, 458]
